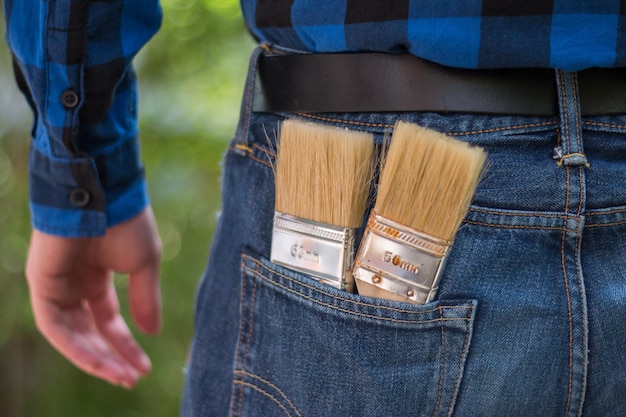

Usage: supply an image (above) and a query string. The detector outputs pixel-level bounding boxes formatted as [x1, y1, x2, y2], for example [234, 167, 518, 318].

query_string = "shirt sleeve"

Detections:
[3, 0, 162, 237]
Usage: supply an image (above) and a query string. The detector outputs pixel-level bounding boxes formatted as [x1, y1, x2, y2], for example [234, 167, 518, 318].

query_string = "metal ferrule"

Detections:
[270, 212, 356, 292]
[353, 212, 452, 304]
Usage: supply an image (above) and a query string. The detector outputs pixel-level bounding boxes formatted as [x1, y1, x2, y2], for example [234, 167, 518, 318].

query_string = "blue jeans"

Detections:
[181, 46, 626, 416]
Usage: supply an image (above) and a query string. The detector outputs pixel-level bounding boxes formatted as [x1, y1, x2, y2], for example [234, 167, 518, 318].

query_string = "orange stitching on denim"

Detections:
[433, 305, 445, 417]
[447, 302, 474, 417]
[572, 76, 582, 155]
[235, 370, 303, 417]
[445, 121, 557, 136]
[234, 143, 253, 153]
[232, 381, 293, 417]
[234, 271, 259, 417]
[583, 121, 626, 130]
[253, 142, 276, 157]
[296, 114, 557, 136]
[578, 168, 584, 217]
[463, 220, 571, 232]
[562, 165, 574, 417]
[297, 113, 395, 129]
[243, 264, 470, 324]
[243, 254, 469, 316]
[586, 207, 626, 216]
[229, 146, 274, 169]
[556, 153, 590, 168]
[242, 264, 472, 325]
[232, 270, 248, 417]
[248, 153, 273, 169]
[469, 207, 571, 220]
[585, 219, 626, 228]
[574, 229, 587, 416]
[559, 73, 570, 156]
[243, 277, 258, 370]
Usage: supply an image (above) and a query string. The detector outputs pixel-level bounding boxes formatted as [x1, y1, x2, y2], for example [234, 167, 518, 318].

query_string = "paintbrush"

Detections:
[271, 119, 374, 292]
[353, 121, 487, 303]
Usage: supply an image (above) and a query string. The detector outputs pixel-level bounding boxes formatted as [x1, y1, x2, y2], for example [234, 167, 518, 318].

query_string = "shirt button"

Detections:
[70, 188, 90, 207]
[61, 89, 80, 109]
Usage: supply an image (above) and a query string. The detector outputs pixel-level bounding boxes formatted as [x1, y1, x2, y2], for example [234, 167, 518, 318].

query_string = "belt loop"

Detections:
[232, 44, 270, 154]
[554, 70, 589, 168]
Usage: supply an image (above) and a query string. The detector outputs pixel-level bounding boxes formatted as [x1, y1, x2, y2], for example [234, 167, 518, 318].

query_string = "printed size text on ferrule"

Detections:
[382, 250, 420, 274]
[290, 244, 320, 264]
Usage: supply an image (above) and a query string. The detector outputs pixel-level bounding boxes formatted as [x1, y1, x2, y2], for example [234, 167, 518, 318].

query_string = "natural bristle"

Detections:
[275, 119, 374, 228]
[374, 121, 487, 241]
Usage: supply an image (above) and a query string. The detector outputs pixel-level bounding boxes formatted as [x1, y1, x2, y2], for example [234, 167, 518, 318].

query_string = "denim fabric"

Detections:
[181, 47, 626, 416]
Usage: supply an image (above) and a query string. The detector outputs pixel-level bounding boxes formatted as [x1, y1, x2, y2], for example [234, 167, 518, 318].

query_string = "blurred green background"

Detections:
[0, 1, 255, 415]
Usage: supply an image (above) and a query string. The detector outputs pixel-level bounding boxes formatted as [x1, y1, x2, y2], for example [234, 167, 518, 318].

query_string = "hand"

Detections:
[25, 207, 162, 388]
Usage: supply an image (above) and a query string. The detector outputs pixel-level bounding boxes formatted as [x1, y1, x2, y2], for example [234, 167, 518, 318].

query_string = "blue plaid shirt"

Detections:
[4, 0, 626, 237]
[4, 0, 162, 237]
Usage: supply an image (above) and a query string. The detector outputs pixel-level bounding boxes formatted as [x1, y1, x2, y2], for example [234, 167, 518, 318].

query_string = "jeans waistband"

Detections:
[251, 52, 626, 116]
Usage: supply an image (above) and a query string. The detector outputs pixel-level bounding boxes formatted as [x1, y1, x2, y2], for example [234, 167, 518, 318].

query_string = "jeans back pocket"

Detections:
[230, 249, 476, 417]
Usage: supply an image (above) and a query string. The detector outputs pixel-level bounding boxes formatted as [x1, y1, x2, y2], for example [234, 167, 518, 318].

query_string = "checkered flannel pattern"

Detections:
[4, 0, 626, 236]
[3, 0, 161, 236]
[244, 0, 626, 70]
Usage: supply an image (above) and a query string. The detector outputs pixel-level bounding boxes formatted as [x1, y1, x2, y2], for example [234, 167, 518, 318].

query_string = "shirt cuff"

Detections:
[29, 135, 149, 238]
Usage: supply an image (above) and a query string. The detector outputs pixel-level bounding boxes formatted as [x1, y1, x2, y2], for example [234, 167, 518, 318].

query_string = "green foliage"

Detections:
[0, 1, 255, 415]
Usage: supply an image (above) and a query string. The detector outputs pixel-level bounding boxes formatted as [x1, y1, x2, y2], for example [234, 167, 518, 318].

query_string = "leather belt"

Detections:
[252, 53, 626, 116]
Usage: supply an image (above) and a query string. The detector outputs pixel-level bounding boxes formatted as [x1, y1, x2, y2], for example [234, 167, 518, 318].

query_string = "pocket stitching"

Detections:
[231, 272, 259, 417]
[445, 304, 474, 417]
[234, 370, 303, 417]
[232, 380, 295, 417]
[433, 306, 446, 417]
[243, 261, 472, 325]
[243, 253, 470, 316]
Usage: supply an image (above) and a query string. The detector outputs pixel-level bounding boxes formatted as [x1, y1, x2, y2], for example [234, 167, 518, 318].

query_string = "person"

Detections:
[4, 1, 626, 416]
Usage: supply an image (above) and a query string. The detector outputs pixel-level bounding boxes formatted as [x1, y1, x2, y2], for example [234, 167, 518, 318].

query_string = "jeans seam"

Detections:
[297, 113, 395, 129]
[446, 121, 558, 136]
[229, 146, 273, 169]
[559, 72, 571, 156]
[232, 381, 293, 417]
[562, 166, 574, 417]
[583, 121, 626, 130]
[234, 370, 303, 417]
[575, 226, 587, 417]
[244, 255, 469, 315]
[296, 113, 558, 135]
[253, 142, 276, 157]
[231, 269, 259, 417]
[242, 263, 471, 324]
[446, 302, 474, 417]
[231, 271, 246, 417]
[572, 76, 583, 155]
[231, 273, 247, 417]
[433, 305, 446, 417]
[586, 207, 626, 216]
[575, 166, 588, 417]
[469, 207, 572, 220]
[463, 220, 573, 232]
[585, 219, 626, 227]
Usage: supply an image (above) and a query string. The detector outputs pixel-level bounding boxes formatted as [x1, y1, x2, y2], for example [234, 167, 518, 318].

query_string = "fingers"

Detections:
[31, 295, 140, 388]
[100, 207, 162, 335]
[25, 208, 163, 389]
[89, 284, 152, 377]
[129, 263, 162, 335]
